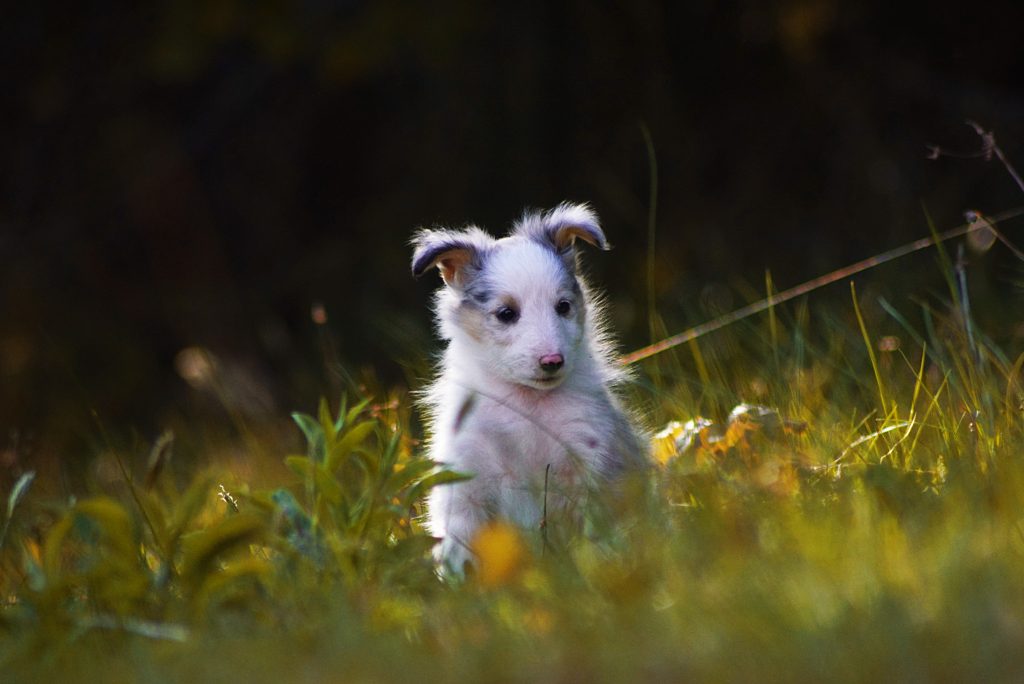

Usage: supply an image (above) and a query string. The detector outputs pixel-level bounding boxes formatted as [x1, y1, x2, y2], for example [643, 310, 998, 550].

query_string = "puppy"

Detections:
[412, 203, 647, 573]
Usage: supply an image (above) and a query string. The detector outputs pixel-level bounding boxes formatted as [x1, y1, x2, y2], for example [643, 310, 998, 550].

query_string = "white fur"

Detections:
[411, 203, 647, 573]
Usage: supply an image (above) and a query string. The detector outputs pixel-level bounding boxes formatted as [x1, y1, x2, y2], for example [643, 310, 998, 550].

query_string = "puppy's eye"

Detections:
[555, 299, 572, 316]
[495, 306, 519, 324]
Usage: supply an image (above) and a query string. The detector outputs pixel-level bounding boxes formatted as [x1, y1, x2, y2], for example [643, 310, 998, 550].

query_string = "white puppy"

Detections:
[412, 202, 647, 573]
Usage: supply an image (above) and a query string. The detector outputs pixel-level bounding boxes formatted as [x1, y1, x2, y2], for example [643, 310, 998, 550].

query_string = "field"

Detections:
[3, 218, 1024, 683]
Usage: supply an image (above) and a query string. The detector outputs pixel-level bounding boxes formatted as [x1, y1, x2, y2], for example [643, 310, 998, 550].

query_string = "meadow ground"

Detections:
[2, 222, 1024, 683]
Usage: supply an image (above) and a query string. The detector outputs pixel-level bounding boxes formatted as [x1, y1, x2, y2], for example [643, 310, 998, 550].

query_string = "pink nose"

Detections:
[539, 354, 564, 373]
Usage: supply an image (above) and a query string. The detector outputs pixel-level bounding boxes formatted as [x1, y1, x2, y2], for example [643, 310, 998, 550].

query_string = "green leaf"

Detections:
[192, 556, 270, 615]
[270, 488, 305, 522]
[417, 468, 475, 490]
[180, 514, 264, 586]
[6, 471, 35, 521]
[382, 459, 437, 494]
[318, 397, 337, 444]
[75, 497, 138, 560]
[285, 455, 314, 480]
[315, 464, 343, 505]
[271, 488, 325, 563]
[337, 395, 349, 430]
[167, 475, 216, 551]
[137, 490, 171, 555]
[143, 431, 174, 491]
[348, 492, 370, 530]
[42, 512, 75, 579]
[406, 468, 474, 504]
[43, 497, 139, 580]
[379, 430, 401, 474]
[292, 411, 326, 462]
[285, 455, 343, 504]
[343, 398, 372, 433]
[326, 421, 376, 473]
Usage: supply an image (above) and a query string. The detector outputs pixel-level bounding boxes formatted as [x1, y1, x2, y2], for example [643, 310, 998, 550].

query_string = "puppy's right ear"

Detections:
[411, 228, 491, 288]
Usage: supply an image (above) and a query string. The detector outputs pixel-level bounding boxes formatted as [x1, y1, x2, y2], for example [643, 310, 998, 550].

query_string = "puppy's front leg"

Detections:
[428, 478, 490, 576]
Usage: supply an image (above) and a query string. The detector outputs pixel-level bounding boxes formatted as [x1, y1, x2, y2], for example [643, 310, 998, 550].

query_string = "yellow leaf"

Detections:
[471, 522, 529, 589]
[652, 418, 715, 465]
[652, 421, 685, 465]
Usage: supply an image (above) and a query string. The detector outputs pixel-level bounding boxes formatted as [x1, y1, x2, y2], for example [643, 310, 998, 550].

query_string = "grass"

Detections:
[3, 221, 1024, 682]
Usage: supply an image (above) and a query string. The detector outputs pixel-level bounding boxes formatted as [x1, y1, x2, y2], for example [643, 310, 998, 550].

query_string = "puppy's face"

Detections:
[412, 203, 609, 391]
[454, 239, 585, 390]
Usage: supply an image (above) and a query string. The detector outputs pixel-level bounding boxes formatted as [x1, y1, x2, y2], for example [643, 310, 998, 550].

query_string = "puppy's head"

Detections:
[412, 203, 608, 390]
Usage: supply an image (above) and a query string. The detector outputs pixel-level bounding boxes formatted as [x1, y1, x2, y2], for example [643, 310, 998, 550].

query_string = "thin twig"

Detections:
[540, 463, 550, 555]
[966, 120, 1024, 195]
[966, 209, 1024, 262]
[927, 121, 1024, 195]
[640, 123, 660, 343]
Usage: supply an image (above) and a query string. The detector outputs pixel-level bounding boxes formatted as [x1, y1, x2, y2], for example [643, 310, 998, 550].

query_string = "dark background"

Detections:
[3, 1, 1024, 477]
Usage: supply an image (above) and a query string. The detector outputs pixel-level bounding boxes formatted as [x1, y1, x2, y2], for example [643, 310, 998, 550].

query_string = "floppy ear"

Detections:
[411, 228, 491, 288]
[541, 202, 609, 252]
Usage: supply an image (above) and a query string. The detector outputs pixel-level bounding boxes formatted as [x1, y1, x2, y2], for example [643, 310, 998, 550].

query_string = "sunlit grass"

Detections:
[2, 239, 1024, 682]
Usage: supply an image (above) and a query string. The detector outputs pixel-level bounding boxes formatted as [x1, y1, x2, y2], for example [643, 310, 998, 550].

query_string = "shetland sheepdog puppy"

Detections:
[412, 203, 647, 573]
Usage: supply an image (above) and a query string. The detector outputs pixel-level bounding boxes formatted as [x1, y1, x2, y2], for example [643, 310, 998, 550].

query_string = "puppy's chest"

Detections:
[462, 394, 606, 477]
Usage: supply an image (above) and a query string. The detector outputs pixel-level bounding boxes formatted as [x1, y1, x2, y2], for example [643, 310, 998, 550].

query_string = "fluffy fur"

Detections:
[411, 202, 647, 573]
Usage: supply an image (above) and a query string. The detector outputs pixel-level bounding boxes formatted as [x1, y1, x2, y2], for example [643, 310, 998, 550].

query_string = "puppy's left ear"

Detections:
[540, 202, 609, 253]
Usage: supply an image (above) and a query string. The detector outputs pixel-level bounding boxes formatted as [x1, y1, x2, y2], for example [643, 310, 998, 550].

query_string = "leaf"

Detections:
[6, 471, 35, 521]
[336, 395, 349, 430]
[292, 411, 326, 462]
[192, 556, 270, 614]
[270, 488, 305, 522]
[144, 430, 174, 491]
[180, 514, 264, 586]
[379, 429, 402, 475]
[318, 397, 337, 444]
[137, 490, 171, 555]
[403, 466, 473, 505]
[316, 468, 344, 505]
[342, 397, 372, 433]
[285, 455, 343, 503]
[384, 459, 437, 492]
[168, 475, 216, 550]
[326, 421, 376, 473]
[652, 418, 715, 465]
[42, 512, 75, 579]
[42, 497, 138, 580]
[285, 455, 314, 480]
[414, 468, 474, 490]
[270, 488, 325, 563]
[74, 498, 138, 560]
